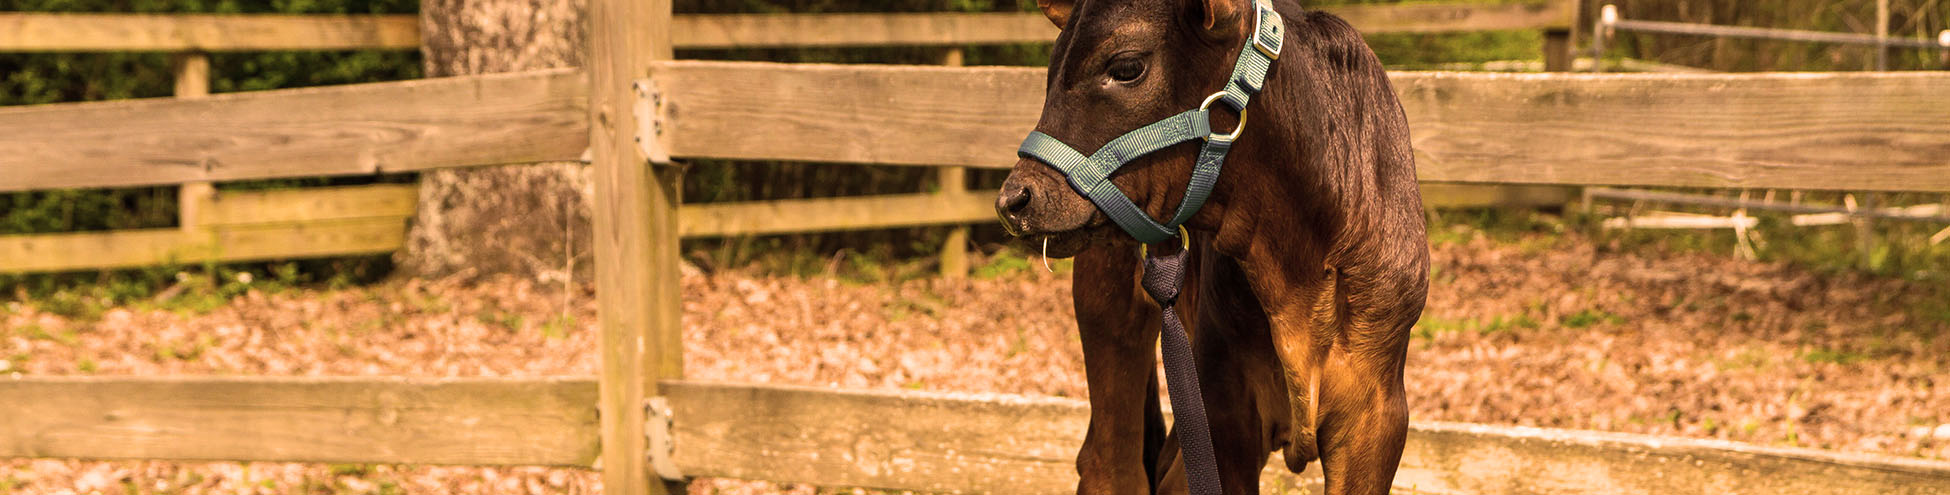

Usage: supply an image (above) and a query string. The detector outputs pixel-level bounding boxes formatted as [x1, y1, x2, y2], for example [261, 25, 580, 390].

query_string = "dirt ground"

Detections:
[3, 227, 1947, 494]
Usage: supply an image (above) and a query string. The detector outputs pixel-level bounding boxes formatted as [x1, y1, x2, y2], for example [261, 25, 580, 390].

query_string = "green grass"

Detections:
[1799, 347, 1870, 365]
[1919, 300, 1950, 327]
[1717, 346, 1774, 371]
[884, 289, 948, 323]
[1561, 308, 1623, 329]
[974, 250, 1037, 279]
[1414, 312, 1541, 342]
[974, 247, 1072, 279]
[540, 314, 577, 340]
[5, 258, 391, 322]
[1427, 207, 1570, 247]
[19, 323, 79, 346]
[475, 311, 525, 332]
[154, 335, 215, 362]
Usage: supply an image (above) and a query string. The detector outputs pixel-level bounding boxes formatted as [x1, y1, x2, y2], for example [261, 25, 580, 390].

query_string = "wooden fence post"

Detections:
[173, 52, 214, 239]
[587, 0, 683, 492]
[939, 48, 971, 278]
[1854, 193, 1879, 269]
[1543, 30, 1572, 71]
[1541, 0, 1576, 71]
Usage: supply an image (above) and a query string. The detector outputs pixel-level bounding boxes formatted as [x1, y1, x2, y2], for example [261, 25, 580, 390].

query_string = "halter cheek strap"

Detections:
[1016, 0, 1284, 245]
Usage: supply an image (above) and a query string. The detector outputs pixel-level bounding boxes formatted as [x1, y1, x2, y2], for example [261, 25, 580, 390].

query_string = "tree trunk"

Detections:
[406, 0, 590, 281]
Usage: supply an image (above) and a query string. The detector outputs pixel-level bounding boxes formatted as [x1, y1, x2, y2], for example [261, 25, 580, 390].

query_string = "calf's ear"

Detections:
[1037, 0, 1075, 29]
[1192, 0, 1248, 41]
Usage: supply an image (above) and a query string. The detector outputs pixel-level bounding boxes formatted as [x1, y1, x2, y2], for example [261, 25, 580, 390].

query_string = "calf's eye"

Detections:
[1107, 57, 1145, 83]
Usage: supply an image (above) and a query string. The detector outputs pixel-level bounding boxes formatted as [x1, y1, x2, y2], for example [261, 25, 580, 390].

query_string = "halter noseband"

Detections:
[1017, 0, 1284, 245]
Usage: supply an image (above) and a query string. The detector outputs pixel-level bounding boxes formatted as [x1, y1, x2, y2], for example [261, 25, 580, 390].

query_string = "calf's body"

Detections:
[996, 1, 1428, 493]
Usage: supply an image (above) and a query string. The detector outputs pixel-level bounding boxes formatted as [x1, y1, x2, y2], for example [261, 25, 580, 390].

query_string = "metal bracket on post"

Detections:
[644, 397, 683, 481]
[632, 78, 674, 167]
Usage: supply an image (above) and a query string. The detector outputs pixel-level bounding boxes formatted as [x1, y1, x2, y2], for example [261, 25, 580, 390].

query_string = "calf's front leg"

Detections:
[1071, 244, 1167, 494]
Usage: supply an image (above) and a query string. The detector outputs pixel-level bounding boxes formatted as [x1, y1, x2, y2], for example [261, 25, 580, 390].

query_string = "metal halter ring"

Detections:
[1199, 91, 1248, 141]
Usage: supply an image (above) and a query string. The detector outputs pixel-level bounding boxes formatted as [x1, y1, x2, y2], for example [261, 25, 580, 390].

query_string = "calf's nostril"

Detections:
[1002, 184, 1033, 213]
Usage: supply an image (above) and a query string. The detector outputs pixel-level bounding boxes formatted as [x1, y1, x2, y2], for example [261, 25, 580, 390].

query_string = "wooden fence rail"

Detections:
[671, 0, 1576, 48]
[0, 68, 586, 193]
[0, 13, 420, 51]
[0, 1, 1575, 52]
[6, 64, 1949, 194]
[4, 376, 1947, 495]
[0, 376, 599, 466]
[0, 184, 416, 273]
[655, 62, 1950, 192]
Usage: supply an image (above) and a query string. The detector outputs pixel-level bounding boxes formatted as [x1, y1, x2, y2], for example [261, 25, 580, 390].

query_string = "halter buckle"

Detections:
[1198, 92, 1247, 142]
[1250, 1, 1283, 60]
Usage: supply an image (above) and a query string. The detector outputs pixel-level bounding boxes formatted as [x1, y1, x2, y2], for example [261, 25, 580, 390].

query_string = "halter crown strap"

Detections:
[1016, 0, 1283, 244]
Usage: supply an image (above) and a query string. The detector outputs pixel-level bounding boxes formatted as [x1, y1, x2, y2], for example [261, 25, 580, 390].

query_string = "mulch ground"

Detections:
[3, 228, 1946, 494]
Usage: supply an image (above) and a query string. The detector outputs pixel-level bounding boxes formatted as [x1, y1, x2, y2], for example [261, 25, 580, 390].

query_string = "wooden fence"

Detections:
[7, 2, 1950, 494]
[2, 52, 1949, 495]
[4, 377, 1948, 494]
[0, 0, 1581, 275]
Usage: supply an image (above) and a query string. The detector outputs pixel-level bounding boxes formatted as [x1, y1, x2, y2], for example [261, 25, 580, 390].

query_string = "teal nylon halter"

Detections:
[1017, 0, 1284, 245]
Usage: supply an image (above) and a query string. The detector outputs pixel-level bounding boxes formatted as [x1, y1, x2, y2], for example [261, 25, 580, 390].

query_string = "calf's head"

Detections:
[996, 0, 1259, 257]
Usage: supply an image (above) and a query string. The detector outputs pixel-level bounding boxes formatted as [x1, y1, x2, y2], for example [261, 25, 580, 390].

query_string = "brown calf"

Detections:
[994, 0, 1429, 493]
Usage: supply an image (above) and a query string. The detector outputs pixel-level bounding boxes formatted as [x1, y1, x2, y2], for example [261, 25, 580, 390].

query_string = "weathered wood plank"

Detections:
[11, 64, 1947, 195]
[0, 217, 407, 273]
[1398, 421, 1950, 495]
[1394, 71, 1950, 193]
[657, 62, 1037, 168]
[657, 62, 1950, 192]
[203, 217, 407, 261]
[1326, 0, 1575, 34]
[0, 1, 1570, 55]
[0, 68, 587, 193]
[0, 229, 192, 274]
[196, 184, 419, 226]
[662, 381, 1088, 493]
[0, 13, 419, 52]
[661, 381, 1950, 495]
[668, 1, 1573, 49]
[587, 0, 680, 491]
[5, 378, 1946, 494]
[679, 191, 994, 238]
[0, 376, 599, 466]
[671, 12, 1054, 49]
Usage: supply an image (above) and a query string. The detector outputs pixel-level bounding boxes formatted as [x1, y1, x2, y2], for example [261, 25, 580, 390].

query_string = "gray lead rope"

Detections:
[1142, 248, 1222, 495]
